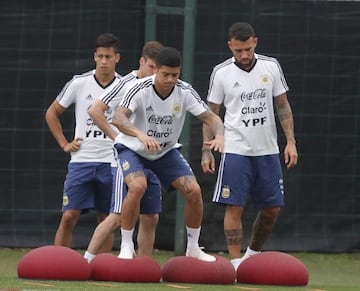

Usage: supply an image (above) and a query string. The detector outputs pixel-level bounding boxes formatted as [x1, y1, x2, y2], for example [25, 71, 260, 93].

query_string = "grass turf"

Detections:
[1, 248, 359, 290]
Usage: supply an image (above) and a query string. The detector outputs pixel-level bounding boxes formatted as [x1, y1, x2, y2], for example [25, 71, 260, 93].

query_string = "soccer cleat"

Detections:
[118, 246, 135, 259]
[186, 247, 216, 262]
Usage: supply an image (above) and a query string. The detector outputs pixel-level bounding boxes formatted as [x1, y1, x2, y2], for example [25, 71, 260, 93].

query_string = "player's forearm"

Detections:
[112, 110, 140, 138]
[275, 95, 296, 144]
[199, 111, 224, 149]
[45, 107, 67, 148]
[91, 111, 117, 140]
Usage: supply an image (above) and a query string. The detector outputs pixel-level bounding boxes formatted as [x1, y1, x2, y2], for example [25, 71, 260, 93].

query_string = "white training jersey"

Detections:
[115, 75, 208, 160]
[56, 69, 121, 164]
[98, 70, 138, 112]
[207, 54, 289, 156]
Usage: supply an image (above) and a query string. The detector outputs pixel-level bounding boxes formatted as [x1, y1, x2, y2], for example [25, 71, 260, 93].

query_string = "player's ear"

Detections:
[139, 56, 145, 66]
[116, 53, 121, 63]
[253, 37, 258, 49]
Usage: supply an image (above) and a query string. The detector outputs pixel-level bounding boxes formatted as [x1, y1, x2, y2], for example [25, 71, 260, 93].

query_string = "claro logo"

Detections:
[148, 115, 174, 124]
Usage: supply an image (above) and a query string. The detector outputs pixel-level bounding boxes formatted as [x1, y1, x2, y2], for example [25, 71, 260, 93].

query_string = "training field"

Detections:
[1, 248, 359, 291]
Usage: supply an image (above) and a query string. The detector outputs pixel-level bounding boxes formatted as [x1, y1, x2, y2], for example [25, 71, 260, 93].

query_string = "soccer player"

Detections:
[45, 33, 121, 250]
[112, 46, 224, 262]
[202, 22, 298, 270]
[84, 41, 163, 262]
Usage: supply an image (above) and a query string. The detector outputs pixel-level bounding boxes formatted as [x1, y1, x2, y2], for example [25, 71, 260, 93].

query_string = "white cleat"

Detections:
[118, 246, 135, 259]
[186, 247, 216, 262]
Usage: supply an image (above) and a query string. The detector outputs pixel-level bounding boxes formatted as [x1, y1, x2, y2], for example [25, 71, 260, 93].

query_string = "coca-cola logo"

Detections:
[148, 115, 174, 124]
[240, 88, 266, 102]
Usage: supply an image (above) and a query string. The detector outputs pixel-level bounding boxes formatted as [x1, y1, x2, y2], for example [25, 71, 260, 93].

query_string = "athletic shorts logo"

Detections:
[221, 185, 230, 198]
[122, 160, 130, 171]
[63, 194, 69, 206]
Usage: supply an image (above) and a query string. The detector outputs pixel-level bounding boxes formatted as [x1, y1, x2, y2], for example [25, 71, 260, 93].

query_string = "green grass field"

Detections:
[1, 248, 359, 291]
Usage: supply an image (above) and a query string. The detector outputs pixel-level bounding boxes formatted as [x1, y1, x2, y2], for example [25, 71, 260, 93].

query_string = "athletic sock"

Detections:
[244, 246, 260, 257]
[186, 226, 200, 250]
[120, 228, 135, 249]
[84, 251, 96, 263]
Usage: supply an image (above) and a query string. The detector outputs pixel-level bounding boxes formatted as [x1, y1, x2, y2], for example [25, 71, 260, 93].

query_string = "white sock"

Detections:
[186, 226, 200, 250]
[120, 228, 134, 249]
[244, 246, 260, 257]
[84, 251, 96, 263]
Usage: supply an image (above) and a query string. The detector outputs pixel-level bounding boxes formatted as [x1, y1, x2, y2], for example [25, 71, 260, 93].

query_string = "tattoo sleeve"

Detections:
[250, 213, 278, 250]
[112, 107, 138, 137]
[275, 94, 296, 143]
[198, 104, 223, 144]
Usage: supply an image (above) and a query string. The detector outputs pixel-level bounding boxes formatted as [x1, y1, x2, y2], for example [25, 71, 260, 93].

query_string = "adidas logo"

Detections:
[86, 94, 93, 100]
[146, 105, 154, 111]
[233, 82, 241, 88]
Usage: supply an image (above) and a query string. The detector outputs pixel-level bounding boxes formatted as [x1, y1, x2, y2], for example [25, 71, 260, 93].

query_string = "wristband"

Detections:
[61, 142, 68, 150]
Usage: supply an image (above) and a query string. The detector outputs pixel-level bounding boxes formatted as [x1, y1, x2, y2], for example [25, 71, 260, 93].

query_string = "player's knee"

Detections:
[184, 183, 202, 204]
[61, 210, 80, 226]
[261, 207, 281, 219]
[140, 213, 159, 229]
[127, 176, 147, 197]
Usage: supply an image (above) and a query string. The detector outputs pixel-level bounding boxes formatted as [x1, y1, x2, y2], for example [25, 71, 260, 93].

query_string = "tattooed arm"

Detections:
[274, 93, 298, 169]
[198, 103, 224, 173]
[197, 107, 224, 153]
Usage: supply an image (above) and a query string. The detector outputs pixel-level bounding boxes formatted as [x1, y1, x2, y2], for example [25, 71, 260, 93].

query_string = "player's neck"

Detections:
[95, 71, 116, 87]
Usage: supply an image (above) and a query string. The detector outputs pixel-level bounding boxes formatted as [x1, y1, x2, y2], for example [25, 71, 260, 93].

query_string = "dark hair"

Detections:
[228, 22, 255, 41]
[95, 33, 120, 54]
[155, 47, 182, 68]
[142, 41, 163, 60]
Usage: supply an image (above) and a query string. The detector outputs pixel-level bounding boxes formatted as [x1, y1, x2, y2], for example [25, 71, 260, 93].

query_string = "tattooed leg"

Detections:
[249, 207, 280, 251]
[224, 205, 244, 259]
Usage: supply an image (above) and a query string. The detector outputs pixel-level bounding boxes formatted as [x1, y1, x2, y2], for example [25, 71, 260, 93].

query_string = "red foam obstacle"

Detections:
[237, 251, 309, 286]
[17, 245, 91, 280]
[90, 253, 161, 282]
[162, 255, 235, 284]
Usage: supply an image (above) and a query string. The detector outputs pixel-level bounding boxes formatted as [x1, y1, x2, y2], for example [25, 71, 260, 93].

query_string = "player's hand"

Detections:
[284, 141, 298, 169]
[201, 149, 216, 174]
[203, 135, 224, 153]
[63, 137, 83, 153]
[137, 132, 161, 154]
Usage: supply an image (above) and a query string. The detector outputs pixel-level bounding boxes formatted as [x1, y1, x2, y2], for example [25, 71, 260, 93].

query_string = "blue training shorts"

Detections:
[63, 162, 112, 214]
[212, 153, 284, 208]
[110, 165, 162, 214]
[114, 144, 194, 192]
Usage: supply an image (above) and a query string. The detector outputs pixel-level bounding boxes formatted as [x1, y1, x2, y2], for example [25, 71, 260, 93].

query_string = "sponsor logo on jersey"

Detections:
[146, 105, 154, 112]
[148, 115, 174, 124]
[221, 185, 230, 198]
[233, 82, 241, 88]
[86, 94, 93, 100]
